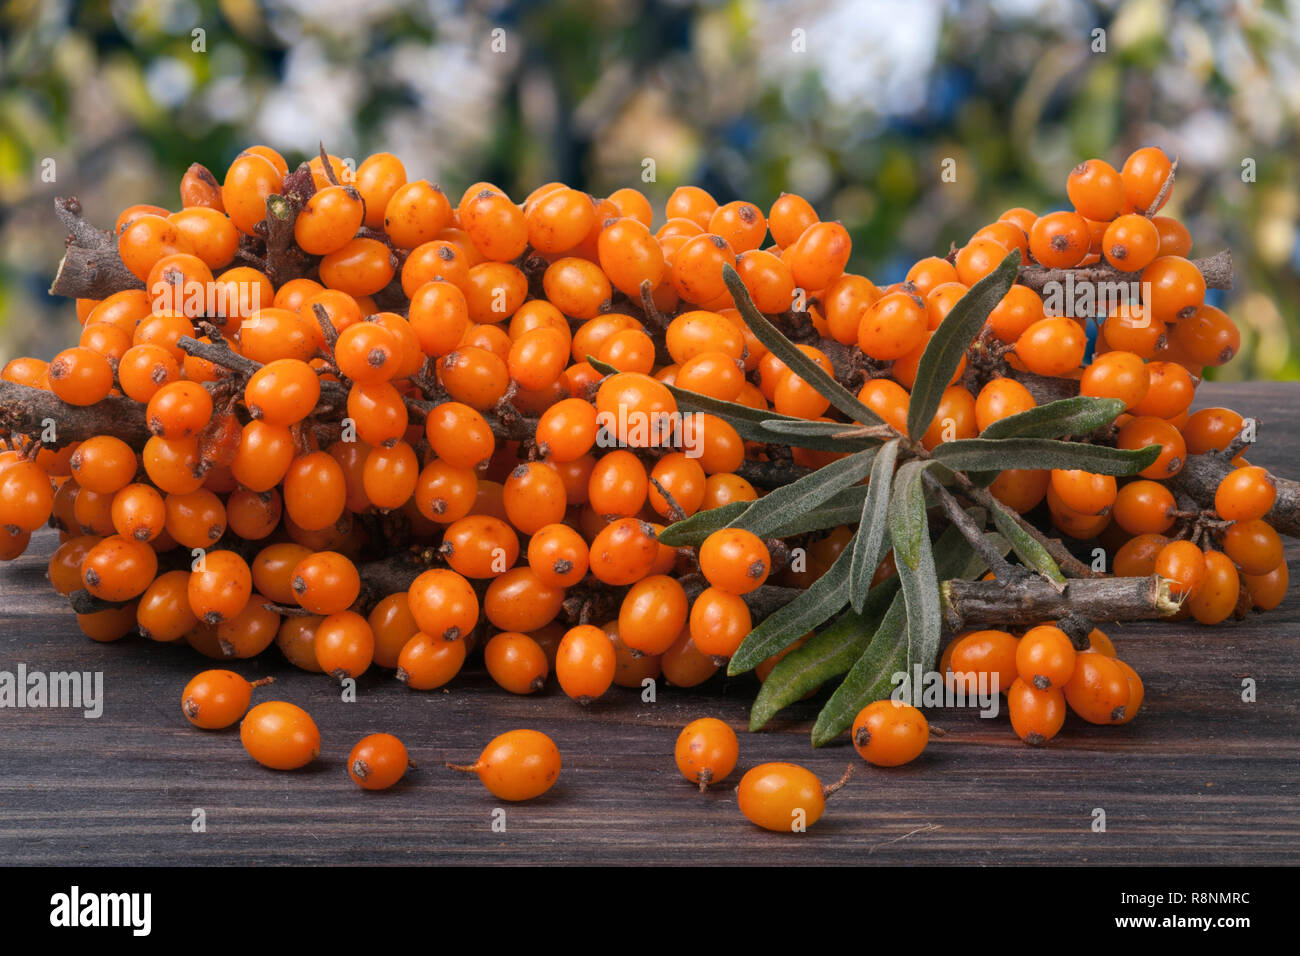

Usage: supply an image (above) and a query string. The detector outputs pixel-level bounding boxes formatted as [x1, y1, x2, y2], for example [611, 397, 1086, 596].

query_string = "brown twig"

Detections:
[0, 380, 150, 448]
[941, 574, 1180, 631]
[954, 477, 1100, 578]
[924, 473, 1016, 581]
[1172, 442, 1300, 539]
[736, 457, 813, 488]
[259, 163, 318, 285]
[47, 197, 144, 299]
[1017, 248, 1232, 296]
[176, 335, 260, 379]
[1145, 158, 1178, 219]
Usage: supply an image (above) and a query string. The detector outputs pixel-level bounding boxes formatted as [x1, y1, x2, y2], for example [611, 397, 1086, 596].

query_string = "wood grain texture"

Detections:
[1, 382, 1297, 866]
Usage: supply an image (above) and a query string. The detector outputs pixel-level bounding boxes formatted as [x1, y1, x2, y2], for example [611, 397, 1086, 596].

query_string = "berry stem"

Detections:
[260, 163, 319, 285]
[1145, 158, 1179, 219]
[177, 334, 261, 379]
[954, 477, 1100, 578]
[648, 476, 687, 523]
[923, 473, 1018, 582]
[696, 767, 713, 793]
[822, 762, 855, 798]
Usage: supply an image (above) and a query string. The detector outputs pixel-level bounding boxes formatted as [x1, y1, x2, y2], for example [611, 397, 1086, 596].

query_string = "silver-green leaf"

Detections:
[848, 438, 900, 613]
[931, 437, 1161, 475]
[905, 248, 1020, 440]
[979, 395, 1127, 440]
[722, 264, 885, 427]
[727, 448, 876, 538]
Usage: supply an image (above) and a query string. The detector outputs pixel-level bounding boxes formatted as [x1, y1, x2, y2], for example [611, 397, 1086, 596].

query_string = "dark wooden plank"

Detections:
[1, 382, 1297, 865]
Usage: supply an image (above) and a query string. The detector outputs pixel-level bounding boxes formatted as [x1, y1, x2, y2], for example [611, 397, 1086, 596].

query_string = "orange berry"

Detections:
[1049, 470, 1117, 516]
[1186, 550, 1241, 626]
[314, 610, 375, 679]
[698, 528, 770, 595]
[851, 700, 929, 767]
[1079, 350, 1150, 411]
[1015, 317, 1087, 376]
[1220, 518, 1283, 576]
[182, 669, 272, 730]
[396, 631, 468, 689]
[1101, 213, 1161, 271]
[1014, 625, 1077, 690]
[240, 701, 320, 769]
[1066, 159, 1124, 222]
[1112, 480, 1176, 535]
[1120, 146, 1174, 214]
[484, 632, 550, 694]
[556, 624, 617, 703]
[347, 733, 410, 791]
[1154, 540, 1207, 598]
[1063, 654, 1131, 724]
[446, 729, 561, 801]
[1007, 678, 1067, 745]
[1215, 466, 1276, 522]
[1028, 211, 1090, 268]
[688, 586, 751, 658]
[674, 717, 739, 790]
[737, 762, 831, 832]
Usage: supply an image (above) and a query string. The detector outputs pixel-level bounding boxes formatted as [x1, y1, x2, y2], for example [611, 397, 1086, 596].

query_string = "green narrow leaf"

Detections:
[810, 520, 1009, 746]
[906, 248, 1021, 440]
[898, 503, 941, 677]
[726, 449, 875, 537]
[767, 485, 870, 536]
[748, 579, 898, 732]
[756, 418, 883, 452]
[660, 473, 878, 546]
[931, 437, 1161, 475]
[987, 497, 1067, 587]
[811, 592, 908, 747]
[588, 355, 876, 452]
[587, 355, 808, 447]
[727, 543, 853, 675]
[888, 458, 942, 685]
[979, 396, 1126, 440]
[758, 419, 875, 439]
[887, 460, 934, 569]
[657, 501, 750, 547]
[722, 264, 886, 427]
[848, 438, 900, 613]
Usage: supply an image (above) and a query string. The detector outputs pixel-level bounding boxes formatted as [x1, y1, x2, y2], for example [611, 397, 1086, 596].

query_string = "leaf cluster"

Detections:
[652, 252, 1160, 744]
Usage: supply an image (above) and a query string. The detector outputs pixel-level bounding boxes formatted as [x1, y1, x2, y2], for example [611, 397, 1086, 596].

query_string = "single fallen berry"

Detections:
[674, 717, 739, 791]
[736, 762, 853, 832]
[851, 700, 929, 767]
[446, 729, 561, 802]
[240, 700, 321, 770]
[181, 669, 273, 730]
[348, 733, 411, 791]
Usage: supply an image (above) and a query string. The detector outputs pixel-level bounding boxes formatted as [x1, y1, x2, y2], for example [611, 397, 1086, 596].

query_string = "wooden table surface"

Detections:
[1, 381, 1297, 866]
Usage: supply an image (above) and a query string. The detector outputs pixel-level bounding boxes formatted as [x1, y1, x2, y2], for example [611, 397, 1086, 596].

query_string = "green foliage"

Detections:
[905, 249, 1019, 439]
[673, 245, 1167, 736]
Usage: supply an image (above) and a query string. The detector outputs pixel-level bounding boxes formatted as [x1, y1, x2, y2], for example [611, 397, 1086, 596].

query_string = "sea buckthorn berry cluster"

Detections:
[2, 139, 1292, 815]
[939, 624, 1143, 744]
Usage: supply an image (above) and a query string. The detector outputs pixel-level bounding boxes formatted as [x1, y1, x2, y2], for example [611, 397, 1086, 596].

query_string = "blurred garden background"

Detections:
[2, 0, 1298, 376]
